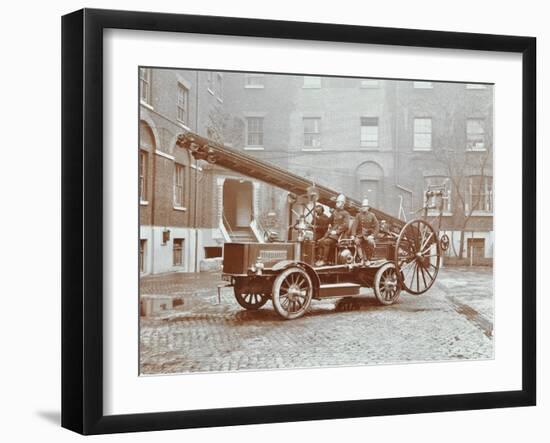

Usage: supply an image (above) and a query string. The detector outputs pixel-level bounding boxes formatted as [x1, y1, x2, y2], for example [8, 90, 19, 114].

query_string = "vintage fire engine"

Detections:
[177, 131, 450, 320]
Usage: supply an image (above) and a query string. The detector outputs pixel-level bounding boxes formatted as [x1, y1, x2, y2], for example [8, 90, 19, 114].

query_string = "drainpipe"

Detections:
[150, 138, 157, 274]
[392, 82, 413, 217]
[194, 71, 200, 272]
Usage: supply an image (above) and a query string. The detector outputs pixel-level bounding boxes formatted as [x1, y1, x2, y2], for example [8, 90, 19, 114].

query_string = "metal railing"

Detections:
[222, 212, 234, 238]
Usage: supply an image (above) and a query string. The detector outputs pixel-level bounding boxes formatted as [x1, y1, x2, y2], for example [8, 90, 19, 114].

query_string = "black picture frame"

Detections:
[61, 8, 536, 435]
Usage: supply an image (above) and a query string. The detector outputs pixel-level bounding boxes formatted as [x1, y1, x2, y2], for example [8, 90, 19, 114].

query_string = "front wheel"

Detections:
[272, 267, 313, 320]
[373, 263, 401, 305]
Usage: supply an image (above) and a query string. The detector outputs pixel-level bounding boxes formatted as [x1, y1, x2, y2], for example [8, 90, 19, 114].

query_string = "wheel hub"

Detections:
[384, 280, 396, 290]
[287, 285, 302, 301]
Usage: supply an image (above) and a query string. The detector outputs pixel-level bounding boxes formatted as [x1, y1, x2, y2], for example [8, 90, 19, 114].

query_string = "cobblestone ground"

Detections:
[140, 266, 494, 375]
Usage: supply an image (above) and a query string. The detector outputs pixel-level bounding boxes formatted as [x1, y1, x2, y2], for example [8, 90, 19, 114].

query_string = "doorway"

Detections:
[223, 179, 253, 230]
[467, 238, 485, 259]
[360, 179, 380, 208]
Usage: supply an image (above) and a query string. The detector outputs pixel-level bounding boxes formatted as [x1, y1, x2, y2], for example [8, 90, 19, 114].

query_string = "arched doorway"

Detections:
[356, 161, 384, 208]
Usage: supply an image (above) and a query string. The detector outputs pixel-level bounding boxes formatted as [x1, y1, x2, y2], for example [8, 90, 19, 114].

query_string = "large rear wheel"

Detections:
[272, 267, 313, 320]
[395, 219, 441, 295]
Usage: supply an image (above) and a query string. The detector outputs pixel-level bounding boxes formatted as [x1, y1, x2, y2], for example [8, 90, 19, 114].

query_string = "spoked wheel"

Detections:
[373, 263, 401, 305]
[234, 278, 269, 310]
[272, 267, 313, 320]
[395, 218, 441, 295]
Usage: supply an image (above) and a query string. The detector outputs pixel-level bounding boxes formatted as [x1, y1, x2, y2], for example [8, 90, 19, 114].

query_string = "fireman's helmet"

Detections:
[336, 194, 346, 204]
[361, 198, 369, 207]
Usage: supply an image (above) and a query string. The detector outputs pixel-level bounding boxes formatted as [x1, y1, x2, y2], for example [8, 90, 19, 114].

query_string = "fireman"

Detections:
[351, 198, 379, 265]
[316, 194, 350, 266]
[313, 204, 330, 241]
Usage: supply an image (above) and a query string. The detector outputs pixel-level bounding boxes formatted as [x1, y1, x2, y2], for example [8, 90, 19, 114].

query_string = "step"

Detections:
[318, 282, 361, 298]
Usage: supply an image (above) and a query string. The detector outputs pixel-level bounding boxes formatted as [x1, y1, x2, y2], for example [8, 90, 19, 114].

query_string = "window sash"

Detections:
[467, 119, 486, 150]
[173, 239, 183, 266]
[413, 81, 433, 89]
[174, 164, 185, 207]
[360, 79, 379, 88]
[467, 176, 493, 213]
[247, 118, 264, 146]
[139, 68, 151, 103]
[303, 76, 321, 88]
[245, 74, 264, 86]
[177, 84, 188, 123]
[360, 117, 379, 148]
[414, 118, 432, 149]
[466, 84, 488, 89]
[303, 118, 321, 147]
[303, 118, 320, 133]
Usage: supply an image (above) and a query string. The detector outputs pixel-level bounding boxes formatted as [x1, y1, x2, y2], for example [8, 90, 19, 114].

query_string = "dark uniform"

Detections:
[314, 212, 330, 241]
[351, 211, 379, 261]
[318, 208, 351, 263]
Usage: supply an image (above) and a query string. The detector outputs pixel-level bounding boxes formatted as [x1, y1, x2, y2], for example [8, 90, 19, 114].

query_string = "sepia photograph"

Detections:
[138, 68, 494, 376]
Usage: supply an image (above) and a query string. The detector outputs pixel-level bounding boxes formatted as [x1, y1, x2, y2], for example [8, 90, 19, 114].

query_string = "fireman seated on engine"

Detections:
[316, 194, 350, 266]
[351, 198, 379, 265]
[313, 204, 330, 242]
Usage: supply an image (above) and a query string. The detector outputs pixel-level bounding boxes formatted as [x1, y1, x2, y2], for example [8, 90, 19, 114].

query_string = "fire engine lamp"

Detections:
[250, 257, 264, 275]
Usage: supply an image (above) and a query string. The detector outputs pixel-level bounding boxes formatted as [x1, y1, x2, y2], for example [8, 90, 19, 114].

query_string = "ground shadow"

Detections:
[36, 410, 60, 426]
[229, 296, 386, 323]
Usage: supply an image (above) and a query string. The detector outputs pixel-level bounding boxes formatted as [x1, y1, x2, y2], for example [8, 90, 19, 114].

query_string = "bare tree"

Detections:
[206, 104, 226, 144]
[434, 145, 492, 259]
[207, 105, 245, 148]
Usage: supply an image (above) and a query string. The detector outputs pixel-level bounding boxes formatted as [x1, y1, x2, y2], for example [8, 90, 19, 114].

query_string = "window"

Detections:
[414, 118, 432, 150]
[466, 83, 488, 89]
[245, 73, 265, 88]
[424, 176, 452, 214]
[139, 239, 146, 273]
[139, 150, 148, 202]
[176, 83, 189, 124]
[215, 73, 223, 100]
[173, 239, 184, 266]
[360, 79, 379, 88]
[174, 164, 185, 207]
[413, 81, 433, 89]
[467, 176, 493, 214]
[303, 117, 321, 148]
[360, 117, 379, 148]
[303, 76, 321, 88]
[206, 71, 214, 92]
[139, 68, 152, 104]
[467, 119, 486, 151]
[246, 117, 264, 147]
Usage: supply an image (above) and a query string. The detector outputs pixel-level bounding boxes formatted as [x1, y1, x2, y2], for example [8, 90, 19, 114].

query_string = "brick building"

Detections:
[139, 68, 228, 274]
[139, 69, 493, 275]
